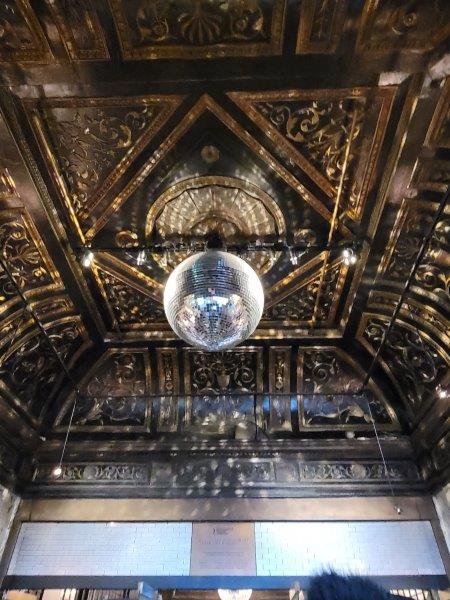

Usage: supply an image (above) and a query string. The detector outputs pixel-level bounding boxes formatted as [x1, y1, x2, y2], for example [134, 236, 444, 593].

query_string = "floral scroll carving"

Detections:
[0, 213, 55, 305]
[186, 349, 262, 394]
[110, 0, 286, 59]
[384, 201, 449, 304]
[44, 105, 156, 221]
[62, 351, 150, 429]
[0, 321, 84, 420]
[363, 318, 448, 409]
[98, 270, 166, 327]
[255, 99, 364, 208]
[263, 263, 341, 324]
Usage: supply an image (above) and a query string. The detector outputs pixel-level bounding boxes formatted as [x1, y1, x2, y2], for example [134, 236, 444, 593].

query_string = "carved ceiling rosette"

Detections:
[109, 0, 286, 60]
[358, 316, 449, 417]
[56, 349, 151, 431]
[145, 176, 286, 275]
[356, 0, 450, 53]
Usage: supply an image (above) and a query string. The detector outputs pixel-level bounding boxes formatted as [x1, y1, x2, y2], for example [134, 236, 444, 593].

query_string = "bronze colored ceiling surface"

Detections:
[0, 0, 448, 497]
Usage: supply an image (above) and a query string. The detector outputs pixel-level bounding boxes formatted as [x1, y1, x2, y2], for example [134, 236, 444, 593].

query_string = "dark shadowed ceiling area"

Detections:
[0, 0, 448, 498]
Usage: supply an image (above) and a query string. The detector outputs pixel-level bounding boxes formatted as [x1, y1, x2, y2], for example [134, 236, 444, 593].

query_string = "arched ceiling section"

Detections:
[0, 0, 448, 493]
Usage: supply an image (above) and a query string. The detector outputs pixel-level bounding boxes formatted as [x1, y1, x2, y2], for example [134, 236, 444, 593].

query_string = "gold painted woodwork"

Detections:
[108, 0, 286, 60]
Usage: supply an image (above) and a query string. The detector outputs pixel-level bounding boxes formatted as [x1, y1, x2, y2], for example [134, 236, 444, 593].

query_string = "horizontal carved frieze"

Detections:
[34, 459, 420, 492]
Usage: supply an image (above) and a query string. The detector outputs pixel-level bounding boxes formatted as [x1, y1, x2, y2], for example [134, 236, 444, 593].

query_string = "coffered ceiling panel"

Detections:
[0, 0, 449, 492]
[229, 87, 395, 222]
[25, 95, 184, 241]
[108, 0, 287, 60]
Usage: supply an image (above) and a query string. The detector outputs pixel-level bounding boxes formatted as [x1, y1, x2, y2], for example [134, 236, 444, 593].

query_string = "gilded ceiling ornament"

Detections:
[45, 0, 109, 60]
[363, 318, 448, 409]
[68, 352, 148, 427]
[384, 202, 449, 303]
[0, 219, 50, 290]
[100, 271, 166, 326]
[45, 105, 154, 221]
[146, 176, 285, 274]
[357, 0, 450, 53]
[186, 349, 262, 394]
[110, 0, 284, 59]
[0, 0, 52, 62]
[263, 263, 340, 323]
[255, 99, 363, 205]
[296, 0, 346, 54]
[0, 321, 83, 419]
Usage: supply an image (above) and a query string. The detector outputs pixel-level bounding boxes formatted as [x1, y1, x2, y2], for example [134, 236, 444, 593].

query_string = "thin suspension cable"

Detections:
[311, 103, 359, 325]
[359, 185, 449, 391]
[366, 397, 396, 502]
[57, 393, 78, 470]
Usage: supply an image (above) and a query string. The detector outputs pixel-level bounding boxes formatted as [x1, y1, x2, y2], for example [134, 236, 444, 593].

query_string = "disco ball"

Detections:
[163, 250, 264, 351]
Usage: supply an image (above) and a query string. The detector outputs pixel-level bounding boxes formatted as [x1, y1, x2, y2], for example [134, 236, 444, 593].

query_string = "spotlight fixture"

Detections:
[437, 386, 448, 399]
[342, 247, 358, 266]
[136, 250, 146, 266]
[81, 250, 94, 268]
[289, 248, 298, 266]
[52, 465, 62, 478]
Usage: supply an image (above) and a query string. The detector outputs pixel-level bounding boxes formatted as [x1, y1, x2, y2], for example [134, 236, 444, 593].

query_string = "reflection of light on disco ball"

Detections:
[163, 250, 264, 351]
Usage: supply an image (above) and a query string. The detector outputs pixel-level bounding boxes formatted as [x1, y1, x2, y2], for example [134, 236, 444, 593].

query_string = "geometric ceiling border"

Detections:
[87, 94, 350, 240]
[228, 86, 397, 222]
[24, 95, 185, 242]
[295, 0, 347, 54]
[45, 0, 110, 61]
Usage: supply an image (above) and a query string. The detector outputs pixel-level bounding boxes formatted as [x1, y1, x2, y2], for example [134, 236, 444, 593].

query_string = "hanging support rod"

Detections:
[359, 185, 449, 391]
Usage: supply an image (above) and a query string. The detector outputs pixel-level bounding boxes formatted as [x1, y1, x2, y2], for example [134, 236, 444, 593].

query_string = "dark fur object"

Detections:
[308, 572, 396, 599]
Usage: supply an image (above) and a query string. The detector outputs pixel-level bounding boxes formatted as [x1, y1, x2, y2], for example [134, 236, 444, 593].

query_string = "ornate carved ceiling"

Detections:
[0, 0, 448, 495]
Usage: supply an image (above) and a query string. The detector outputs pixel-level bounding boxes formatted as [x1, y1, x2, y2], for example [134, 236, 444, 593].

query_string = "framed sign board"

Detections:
[190, 522, 256, 576]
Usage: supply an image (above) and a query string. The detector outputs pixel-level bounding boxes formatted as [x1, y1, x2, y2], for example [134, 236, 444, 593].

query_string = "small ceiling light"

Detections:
[437, 387, 448, 399]
[136, 250, 146, 266]
[289, 248, 298, 266]
[81, 250, 94, 268]
[342, 247, 358, 266]
[52, 465, 62, 478]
